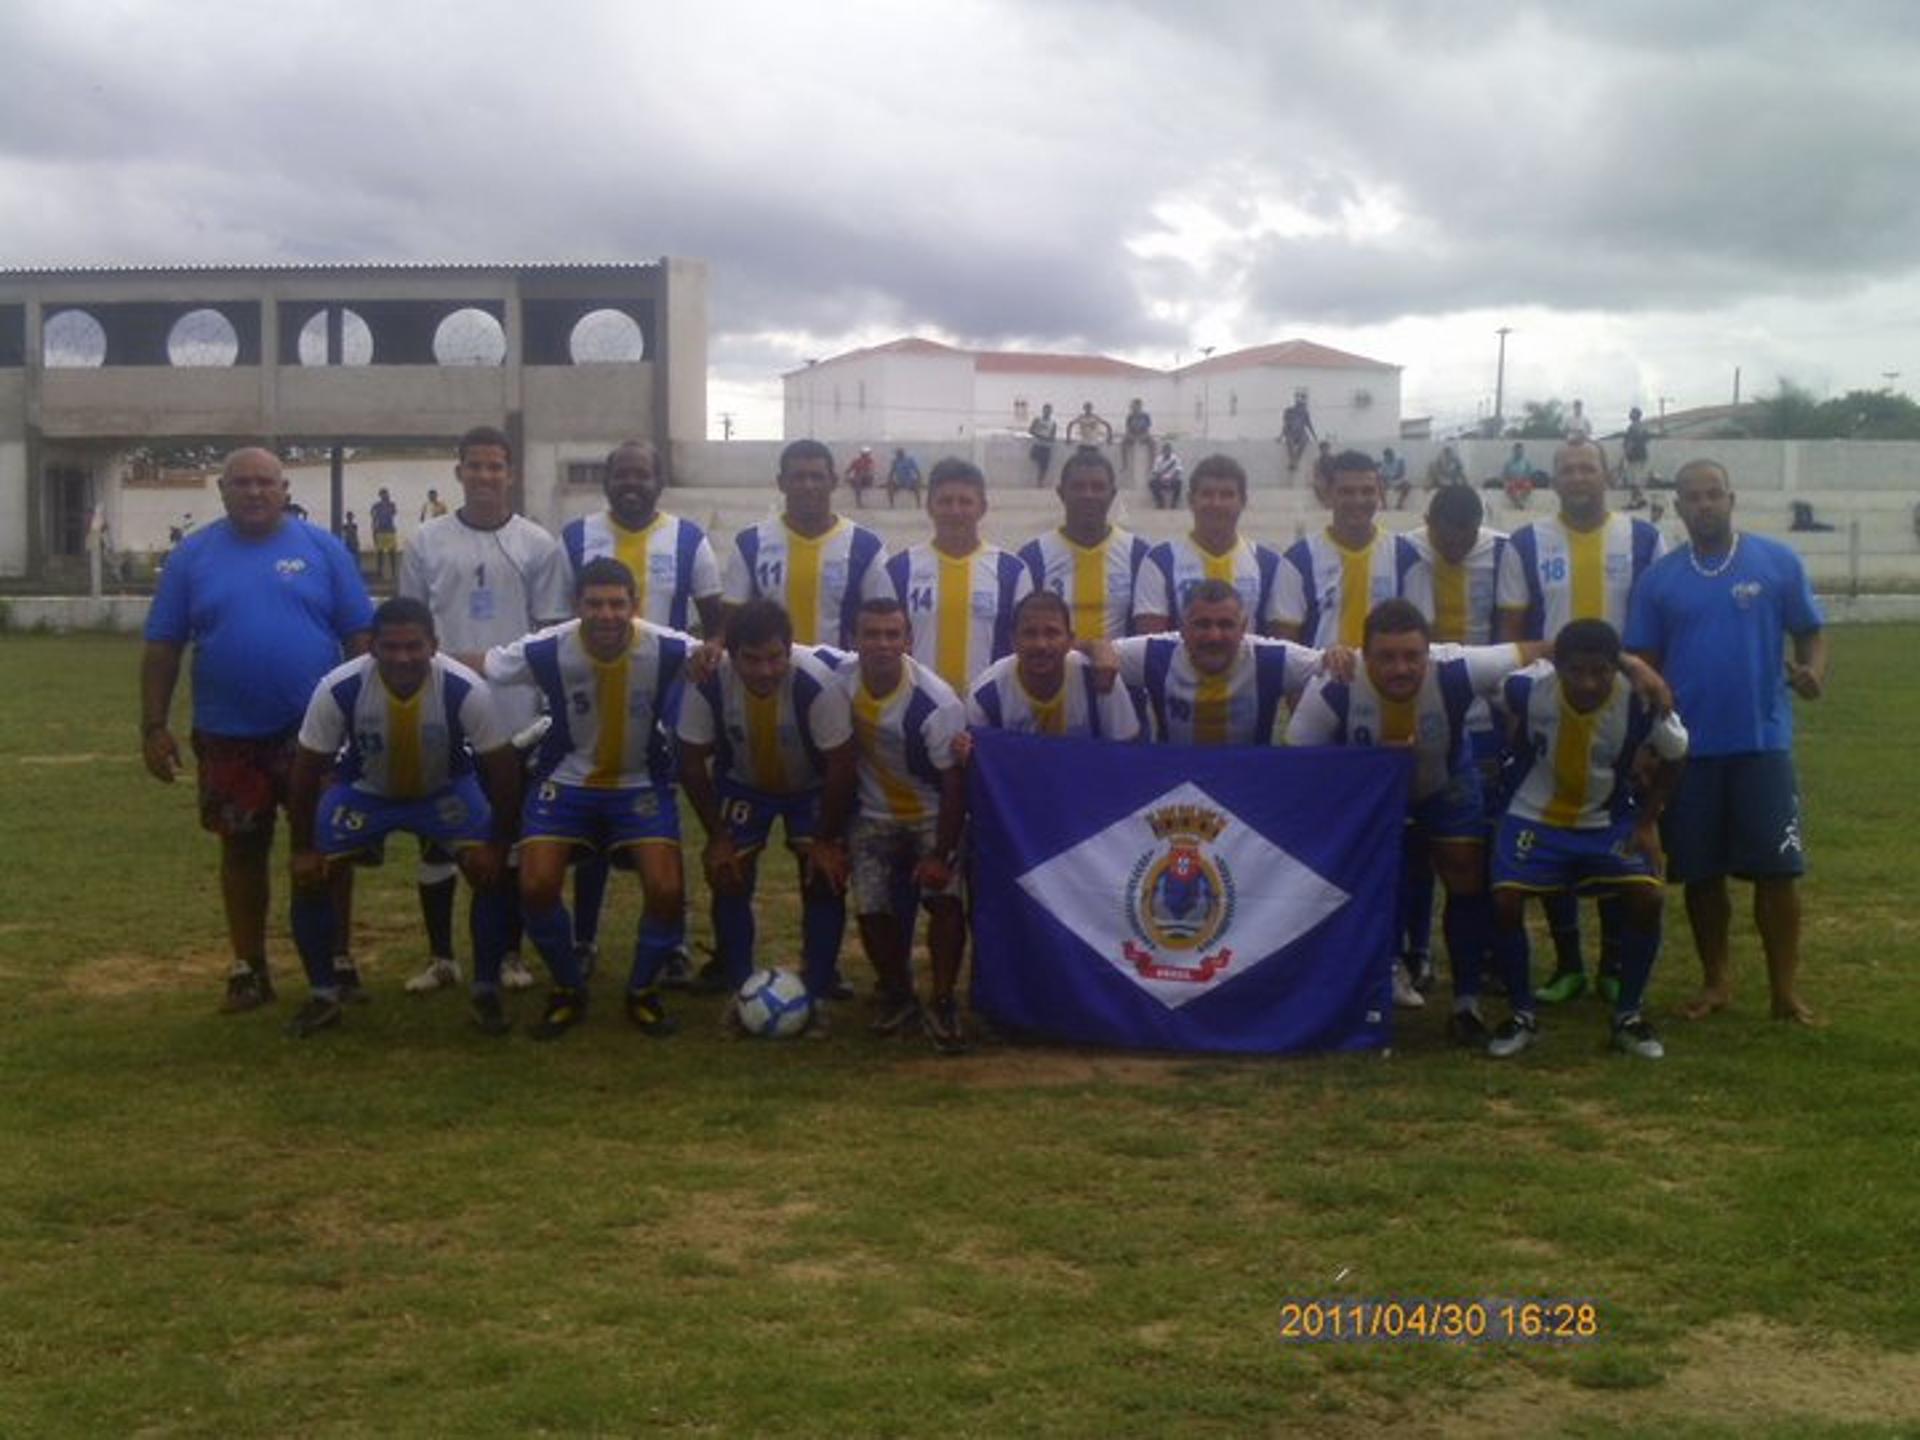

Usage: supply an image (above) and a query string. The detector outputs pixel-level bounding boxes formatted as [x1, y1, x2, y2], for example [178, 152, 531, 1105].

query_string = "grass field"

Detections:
[2, 630, 1918, 1438]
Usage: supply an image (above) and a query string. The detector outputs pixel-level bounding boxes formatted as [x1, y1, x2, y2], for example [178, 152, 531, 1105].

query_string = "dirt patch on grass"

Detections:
[1428, 1314, 1920, 1435]
[890, 1048, 1212, 1090]
[15, 752, 117, 765]
[64, 950, 219, 998]
[659, 1195, 821, 1255]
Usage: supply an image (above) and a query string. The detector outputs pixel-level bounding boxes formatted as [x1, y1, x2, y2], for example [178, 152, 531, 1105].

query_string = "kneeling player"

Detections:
[484, 558, 701, 1040]
[285, 598, 522, 1037]
[963, 590, 1141, 743]
[1485, 620, 1688, 1060]
[1287, 601, 1552, 1040]
[677, 599, 853, 1022]
[809, 598, 969, 1053]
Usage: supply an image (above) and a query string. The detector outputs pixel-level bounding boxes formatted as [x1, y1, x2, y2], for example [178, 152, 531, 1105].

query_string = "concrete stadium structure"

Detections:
[0, 260, 707, 581]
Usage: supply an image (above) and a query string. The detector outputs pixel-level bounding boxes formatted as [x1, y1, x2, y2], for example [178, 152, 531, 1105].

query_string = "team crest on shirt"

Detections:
[1121, 804, 1237, 982]
[275, 558, 309, 577]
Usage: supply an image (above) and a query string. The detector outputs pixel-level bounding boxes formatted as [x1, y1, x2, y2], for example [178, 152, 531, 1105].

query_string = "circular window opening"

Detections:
[433, 307, 506, 367]
[297, 307, 374, 366]
[44, 309, 107, 367]
[167, 308, 241, 367]
[568, 308, 645, 363]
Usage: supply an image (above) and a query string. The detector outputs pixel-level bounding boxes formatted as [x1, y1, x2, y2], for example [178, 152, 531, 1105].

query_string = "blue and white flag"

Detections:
[968, 730, 1411, 1054]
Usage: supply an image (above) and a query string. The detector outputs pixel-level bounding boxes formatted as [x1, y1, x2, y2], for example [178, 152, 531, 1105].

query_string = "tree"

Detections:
[1825, 388, 1920, 440]
[1750, 379, 1841, 439]
[1508, 399, 1567, 440]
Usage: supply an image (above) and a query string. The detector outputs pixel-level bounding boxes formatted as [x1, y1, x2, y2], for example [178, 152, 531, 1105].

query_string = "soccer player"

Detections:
[481, 558, 702, 1040]
[398, 426, 573, 996]
[1113, 580, 1327, 746]
[1396, 484, 1511, 991]
[964, 590, 1142, 742]
[140, 446, 373, 1012]
[1288, 600, 1552, 1035]
[1273, 449, 1420, 648]
[282, 598, 522, 1037]
[722, 439, 891, 648]
[885, 457, 1032, 693]
[560, 438, 723, 981]
[808, 598, 969, 1053]
[1484, 620, 1689, 1061]
[1495, 438, 1665, 1003]
[1625, 459, 1827, 1024]
[1018, 447, 1152, 642]
[676, 599, 853, 1018]
[1132, 454, 1283, 635]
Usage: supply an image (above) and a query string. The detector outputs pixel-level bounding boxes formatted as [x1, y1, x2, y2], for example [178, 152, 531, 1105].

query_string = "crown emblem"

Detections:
[1144, 805, 1228, 843]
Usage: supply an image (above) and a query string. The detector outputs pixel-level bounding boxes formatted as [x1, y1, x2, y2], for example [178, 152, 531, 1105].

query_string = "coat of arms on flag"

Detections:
[971, 733, 1411, 1054]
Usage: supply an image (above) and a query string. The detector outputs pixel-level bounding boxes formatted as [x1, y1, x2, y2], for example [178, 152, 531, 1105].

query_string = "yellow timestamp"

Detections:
[1276, 1298, 1601, 1344]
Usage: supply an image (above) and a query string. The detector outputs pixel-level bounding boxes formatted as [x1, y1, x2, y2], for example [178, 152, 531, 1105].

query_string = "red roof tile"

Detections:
[1174, 340, 1396, 375]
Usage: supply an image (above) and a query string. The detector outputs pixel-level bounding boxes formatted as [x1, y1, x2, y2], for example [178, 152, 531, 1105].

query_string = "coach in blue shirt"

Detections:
[1625, 459, 1827, 1025]
[141, 447, 374, 1014]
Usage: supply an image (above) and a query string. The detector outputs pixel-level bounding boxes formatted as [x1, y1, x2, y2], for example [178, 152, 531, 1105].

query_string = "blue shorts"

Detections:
[316, 775, 492, 858]
[717, 778, 820, 855]
[1409, 767, 1486, 844]
[1661, 752, 1806, 884]
[1491, 813, 1662, 894]
[522, 779, 680, 854]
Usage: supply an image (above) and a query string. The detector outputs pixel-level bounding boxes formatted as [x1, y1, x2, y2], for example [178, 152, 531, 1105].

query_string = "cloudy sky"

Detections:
[4, 0, 1918, 436]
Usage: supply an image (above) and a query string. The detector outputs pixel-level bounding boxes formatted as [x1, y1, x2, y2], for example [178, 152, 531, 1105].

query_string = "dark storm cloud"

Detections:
[1, 0, 1916, 369]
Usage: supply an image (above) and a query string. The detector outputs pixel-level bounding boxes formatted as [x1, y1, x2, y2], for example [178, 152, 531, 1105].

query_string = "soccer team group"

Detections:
[139, 424, 1828, 1058]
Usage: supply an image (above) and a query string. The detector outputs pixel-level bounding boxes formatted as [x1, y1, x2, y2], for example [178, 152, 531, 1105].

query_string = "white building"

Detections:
[782, 336, 1400, 448]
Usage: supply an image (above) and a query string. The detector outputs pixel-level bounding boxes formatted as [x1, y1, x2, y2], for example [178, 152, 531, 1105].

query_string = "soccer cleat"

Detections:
[869, 994, 924, 1037]
[924, 996, 968, 1056]
[1391, 967, 1427, 1010]
[573, 942, 599, 983]
[528, 987, 589, 1042]
[1611, 1014, 1666, 1060]
[335, 961, 371, 1005]
[803, 1000, 832, 1041]
[403, 956, 462, 995]
[1448, 1006, 1490, 1047]
[624, 987, 679, 1037]
[469, 991, 512, 1037]
[221, 963, 275, 1014]
[1486, 1013, 1539, 1059]
[825, 978, 856, 1003]
[285, 995, 342, 1038]
[658, 946, 695, 991]
[1537, 968, 1588, 1005]
[500, 953, 538, 992]
[1407, 951, 1437, 995]
[688, 956, 731, 995]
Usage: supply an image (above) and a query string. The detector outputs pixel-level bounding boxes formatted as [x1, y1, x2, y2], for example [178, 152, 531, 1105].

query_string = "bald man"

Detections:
[142, 447, 374, 1013]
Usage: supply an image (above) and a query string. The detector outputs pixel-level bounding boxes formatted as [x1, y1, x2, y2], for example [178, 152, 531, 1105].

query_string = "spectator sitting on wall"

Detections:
[1502, 443, 1535, 509]
[1426, 444, 1467, 490]
[886, 448, 923, 508]
[846, 447, 878, 508]
[1149, 442, 1184, 509]
[1066, 402, 1114, 446]
[1789, 501, 1834, 533]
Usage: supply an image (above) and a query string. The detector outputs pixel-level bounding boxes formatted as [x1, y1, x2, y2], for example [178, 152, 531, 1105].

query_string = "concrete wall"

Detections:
[1176, 363, 1400, 448]
[662, 258, 708, 445]
[0, 440, 26, 577]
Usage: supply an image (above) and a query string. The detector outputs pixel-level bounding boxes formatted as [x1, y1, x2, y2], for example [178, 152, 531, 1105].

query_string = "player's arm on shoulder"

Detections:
[481, 633, 536, 687]
[1619, 653, 1674, 715]
[1284, 677, 1338, 747]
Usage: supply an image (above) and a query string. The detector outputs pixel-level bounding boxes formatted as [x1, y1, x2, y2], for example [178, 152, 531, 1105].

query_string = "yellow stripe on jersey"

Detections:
[784, 523, 831, 646]
[1017, 673, 1067, 736]
[611, 514, 665, 619]
[587, 654, 631, 789]
[1195, 535, 1236, 585]
[1567, 523, 1608, 623]
[935, 547, 978, 692]
[743, 686, 788, 792]
[1381, 695, 1417, 746]
[1333, 533, 1373, 648]
[385, 687, 424, 798]
[1193, 669, 1231, 745]
[1543, 690, 1598, 827]
[853, 675, 926, 821]
[1432, 557, 1469, 643]
[1065, 532, 1107, 639]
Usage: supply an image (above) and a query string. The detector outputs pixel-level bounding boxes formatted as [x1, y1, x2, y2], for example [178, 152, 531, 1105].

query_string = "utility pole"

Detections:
[1658, 395, 1673, 420]
[719, 412, 735, 441]
[1493, 326, 1512, 433]
[1732, 366, 1741, 406]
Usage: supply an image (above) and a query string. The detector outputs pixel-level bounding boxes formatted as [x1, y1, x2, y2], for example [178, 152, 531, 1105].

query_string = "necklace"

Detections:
[1689, 531, 1740, 579]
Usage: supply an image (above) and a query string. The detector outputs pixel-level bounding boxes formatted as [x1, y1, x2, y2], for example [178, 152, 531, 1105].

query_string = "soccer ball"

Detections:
[734, 968, 814, 1039]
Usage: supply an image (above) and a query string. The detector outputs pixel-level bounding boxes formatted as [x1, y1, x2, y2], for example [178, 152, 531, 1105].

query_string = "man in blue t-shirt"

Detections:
[1625, 458, 1827, 1025]
[141, 447, 374, 1013]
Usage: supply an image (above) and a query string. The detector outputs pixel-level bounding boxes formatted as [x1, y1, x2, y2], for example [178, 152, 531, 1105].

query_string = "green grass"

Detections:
[2, 631, 1918, 1437]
